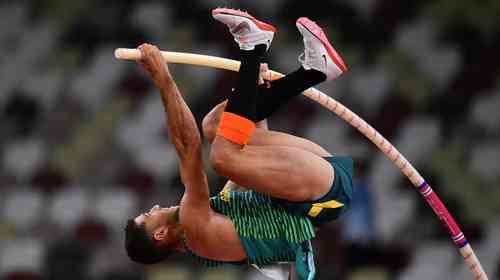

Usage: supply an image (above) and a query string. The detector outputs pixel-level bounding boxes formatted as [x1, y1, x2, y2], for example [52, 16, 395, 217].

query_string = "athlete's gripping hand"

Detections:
[259, 63, 272, 81]
[259, 63, 273, 88]
[137, 43, 172, 84]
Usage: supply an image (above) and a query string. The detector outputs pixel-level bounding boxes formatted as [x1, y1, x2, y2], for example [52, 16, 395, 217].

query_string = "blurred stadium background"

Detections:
[1, 1, 500, 279]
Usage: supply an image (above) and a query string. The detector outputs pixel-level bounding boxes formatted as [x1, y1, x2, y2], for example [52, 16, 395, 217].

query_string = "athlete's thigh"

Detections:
[249, 128, 331, 158]
[225, 143, 334, 202]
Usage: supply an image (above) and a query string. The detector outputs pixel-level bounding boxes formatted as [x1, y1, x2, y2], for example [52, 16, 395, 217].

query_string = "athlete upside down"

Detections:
[124, 8, 353, 280]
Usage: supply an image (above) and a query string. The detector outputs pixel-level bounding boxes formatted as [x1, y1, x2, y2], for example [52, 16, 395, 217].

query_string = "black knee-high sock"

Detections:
[255, 67, 326, 122]
[224, 44, 267, 122]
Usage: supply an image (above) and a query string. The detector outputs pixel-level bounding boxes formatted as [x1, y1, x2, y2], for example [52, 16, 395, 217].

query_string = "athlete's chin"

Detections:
[161, 206, 180, 225]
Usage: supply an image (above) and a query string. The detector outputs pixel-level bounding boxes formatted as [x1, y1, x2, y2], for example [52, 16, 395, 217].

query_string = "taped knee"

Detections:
[216, 112, 256, 145]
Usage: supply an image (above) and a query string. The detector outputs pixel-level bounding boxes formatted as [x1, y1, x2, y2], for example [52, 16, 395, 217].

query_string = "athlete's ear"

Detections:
[153, 226, 169, 241]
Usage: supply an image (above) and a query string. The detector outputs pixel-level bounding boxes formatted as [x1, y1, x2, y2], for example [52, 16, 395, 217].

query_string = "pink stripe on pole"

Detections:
[423, 190, 462, 239]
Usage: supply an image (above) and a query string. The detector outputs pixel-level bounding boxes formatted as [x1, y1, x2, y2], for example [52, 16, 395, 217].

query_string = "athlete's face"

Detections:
[134, 204, 180, 241]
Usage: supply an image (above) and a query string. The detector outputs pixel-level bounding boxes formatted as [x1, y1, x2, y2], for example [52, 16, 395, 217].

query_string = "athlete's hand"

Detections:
[259, 63, 272, 87]
[137, 43, 171, 83]
[260, 63, 272, 81]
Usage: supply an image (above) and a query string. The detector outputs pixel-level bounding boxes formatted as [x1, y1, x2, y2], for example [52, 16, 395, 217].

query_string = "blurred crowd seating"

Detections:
[1, 1, 499, 279]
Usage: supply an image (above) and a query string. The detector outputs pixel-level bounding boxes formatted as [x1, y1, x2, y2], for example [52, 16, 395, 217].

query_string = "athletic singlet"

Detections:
[184, 191, 316, 280]
[185, 156, 353, 280]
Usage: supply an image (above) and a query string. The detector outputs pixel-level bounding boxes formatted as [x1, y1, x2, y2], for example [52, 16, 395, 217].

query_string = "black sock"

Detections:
[224, 44, 267, 122]
[255, 67, 326, 121]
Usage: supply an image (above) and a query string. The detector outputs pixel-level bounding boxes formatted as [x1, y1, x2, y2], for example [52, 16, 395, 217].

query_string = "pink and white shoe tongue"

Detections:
[296, 17, 347, 73]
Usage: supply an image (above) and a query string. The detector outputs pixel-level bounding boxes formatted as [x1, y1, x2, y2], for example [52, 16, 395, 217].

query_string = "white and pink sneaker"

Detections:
[212, 8, 276, 51]
[296, 17, 347, 81]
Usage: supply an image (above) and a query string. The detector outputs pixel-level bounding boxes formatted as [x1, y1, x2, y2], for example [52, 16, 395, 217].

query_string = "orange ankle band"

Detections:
[217, 112, 256, 145]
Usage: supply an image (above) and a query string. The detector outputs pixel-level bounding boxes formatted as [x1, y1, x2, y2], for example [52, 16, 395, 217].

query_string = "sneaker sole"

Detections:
[296, 17, 347, 73]
[212, 8, 277, 32]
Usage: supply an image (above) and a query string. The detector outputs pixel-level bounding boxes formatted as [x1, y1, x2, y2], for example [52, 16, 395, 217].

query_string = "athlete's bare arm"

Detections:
[138, 44, 209, 208]
[138, 44, 246, 261]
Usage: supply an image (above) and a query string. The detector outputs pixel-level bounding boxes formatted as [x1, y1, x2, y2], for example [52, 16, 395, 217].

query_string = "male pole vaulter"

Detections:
[125, 8, 353, 280]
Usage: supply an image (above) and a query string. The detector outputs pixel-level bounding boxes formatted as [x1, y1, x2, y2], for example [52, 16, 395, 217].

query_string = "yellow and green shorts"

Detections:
[272, 156, 353, 226]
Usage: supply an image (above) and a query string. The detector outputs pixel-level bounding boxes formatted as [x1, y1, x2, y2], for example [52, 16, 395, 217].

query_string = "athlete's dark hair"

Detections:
[124, 219, 171, 264]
